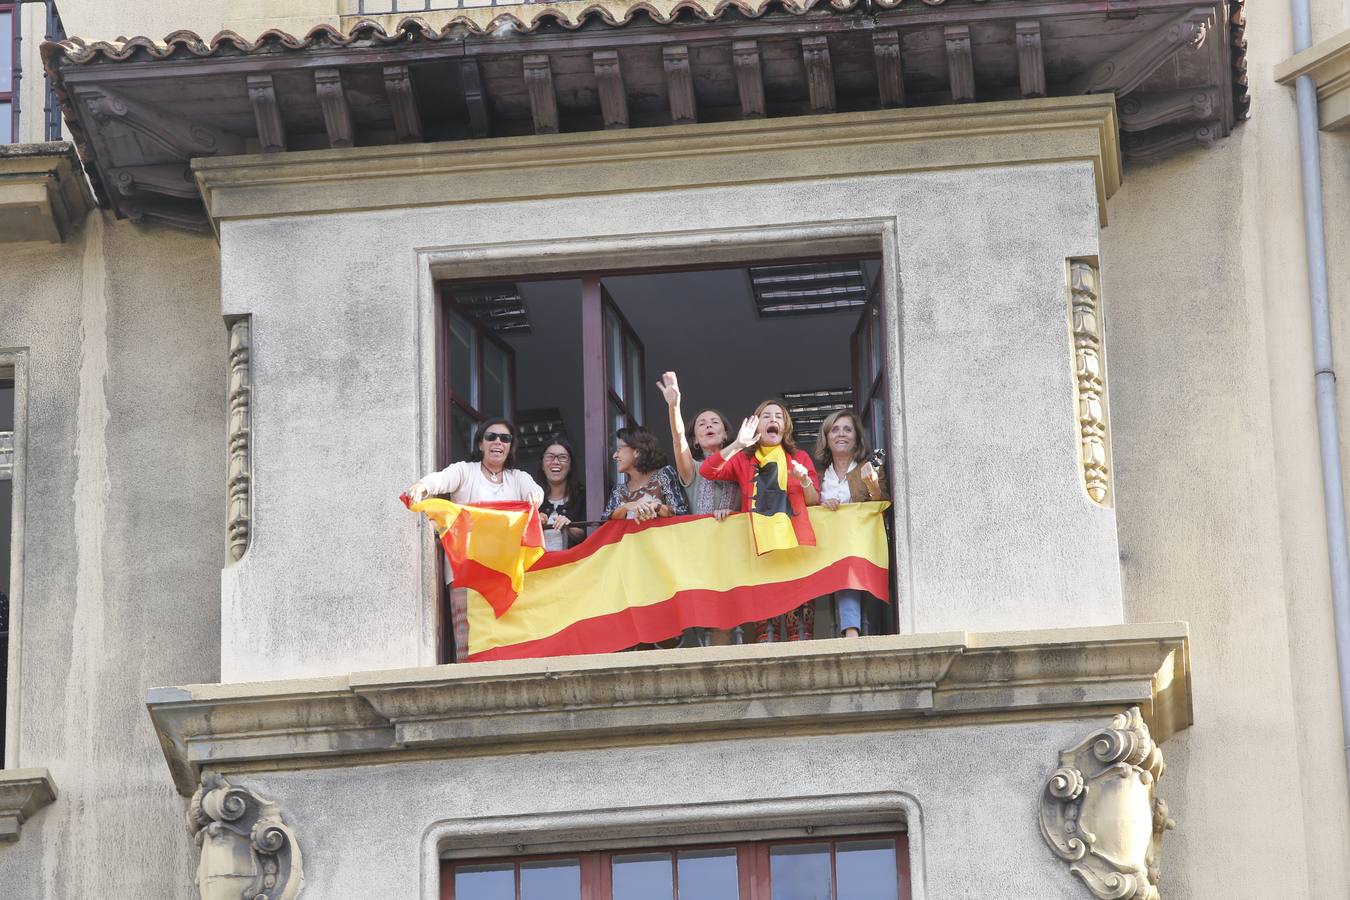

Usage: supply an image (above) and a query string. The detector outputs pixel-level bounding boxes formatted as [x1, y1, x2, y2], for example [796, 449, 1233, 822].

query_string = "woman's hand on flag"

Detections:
[408, 482, 430, 504]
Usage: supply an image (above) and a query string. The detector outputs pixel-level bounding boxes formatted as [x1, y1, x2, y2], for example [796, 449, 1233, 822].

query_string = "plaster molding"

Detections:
[187, 771, 304, 900]
[1069, 259, 1112, 506]
[1039, 707, 1174, 899]
[227, 317, 252, 563]
[0, 768, 57, 842]
[147, 623, 1190, 796]
[1275, 27, 1350, 130]
[0, 142, 93, 243]
[191, 95, 1122, 231]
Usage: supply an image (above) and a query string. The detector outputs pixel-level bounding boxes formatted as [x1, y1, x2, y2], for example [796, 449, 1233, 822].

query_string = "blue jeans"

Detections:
[835, 589, 863, 635]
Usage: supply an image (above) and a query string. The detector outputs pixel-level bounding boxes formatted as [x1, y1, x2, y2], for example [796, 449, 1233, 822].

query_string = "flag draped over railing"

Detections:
[408, 498, 891, 662]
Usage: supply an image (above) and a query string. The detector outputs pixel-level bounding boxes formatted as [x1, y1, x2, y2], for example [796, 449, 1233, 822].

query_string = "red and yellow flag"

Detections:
[404, 496, 544, 618]
[464, 502, 890, 662]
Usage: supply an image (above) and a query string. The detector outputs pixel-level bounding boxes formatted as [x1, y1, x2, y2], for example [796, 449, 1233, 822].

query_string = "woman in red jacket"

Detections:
[700, 399, 820, 641]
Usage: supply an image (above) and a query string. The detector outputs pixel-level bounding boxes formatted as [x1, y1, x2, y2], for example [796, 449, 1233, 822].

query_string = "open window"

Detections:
[435, 254, 892, 659]
[1, 367, 13, 760]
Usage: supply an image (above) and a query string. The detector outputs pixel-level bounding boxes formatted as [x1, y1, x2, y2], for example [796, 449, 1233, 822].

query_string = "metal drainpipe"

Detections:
[1290, 0, 1350, 787]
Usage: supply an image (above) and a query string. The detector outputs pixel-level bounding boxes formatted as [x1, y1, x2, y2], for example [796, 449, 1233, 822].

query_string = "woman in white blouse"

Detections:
[407, 418, 544, 662]
[407, 418, 544, 507]
[812, 410, 886, 638]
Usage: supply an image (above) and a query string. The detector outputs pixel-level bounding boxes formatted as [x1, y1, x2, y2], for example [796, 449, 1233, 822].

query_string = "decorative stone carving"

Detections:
[228, 318, 252, 562]
[1040, 708, 1175, 899]
[77, 85, 244, 158]
[1070, 7, 1214, 96]
[187, 772, 304, 900]
[0, 768, 57, 842]
[1069, 260, 1111, 506]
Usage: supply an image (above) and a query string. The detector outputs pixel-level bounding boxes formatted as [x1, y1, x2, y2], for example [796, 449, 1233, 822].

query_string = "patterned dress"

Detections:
[603, 465, 690, 519]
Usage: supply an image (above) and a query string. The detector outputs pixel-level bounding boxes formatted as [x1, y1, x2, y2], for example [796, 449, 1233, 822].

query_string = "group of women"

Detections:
[407, 370, 887, 645]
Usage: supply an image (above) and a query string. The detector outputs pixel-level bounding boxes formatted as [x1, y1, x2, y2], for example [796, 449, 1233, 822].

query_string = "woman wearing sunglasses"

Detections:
[407, 418, 544, 507]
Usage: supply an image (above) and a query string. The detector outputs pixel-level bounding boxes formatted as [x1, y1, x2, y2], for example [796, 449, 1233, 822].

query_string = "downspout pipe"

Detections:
[1290, 0, 1350, 790]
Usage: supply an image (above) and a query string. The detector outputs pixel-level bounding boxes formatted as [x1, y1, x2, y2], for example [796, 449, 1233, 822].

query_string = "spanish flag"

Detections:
[464, 502, 890, 662]
[403, 496, 544, 618]
[751, 444, 814, 554]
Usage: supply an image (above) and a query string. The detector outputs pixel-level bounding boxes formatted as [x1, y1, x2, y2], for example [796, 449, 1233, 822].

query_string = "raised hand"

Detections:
[735, 415, 760, 448]
[656, 371, 681, 407]
[860, 461, 880, 493]
[788, 459, 810, 483]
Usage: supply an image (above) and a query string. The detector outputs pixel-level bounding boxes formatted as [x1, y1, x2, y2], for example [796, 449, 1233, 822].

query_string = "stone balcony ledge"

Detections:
[146, 622, 1190, 796]
[0, 768, 58, 842]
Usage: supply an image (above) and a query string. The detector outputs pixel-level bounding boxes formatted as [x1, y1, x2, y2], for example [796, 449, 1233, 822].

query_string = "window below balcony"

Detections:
[443, 834, 911, 900]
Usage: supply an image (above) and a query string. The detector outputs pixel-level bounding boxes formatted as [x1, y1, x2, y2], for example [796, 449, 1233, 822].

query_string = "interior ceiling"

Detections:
[504, 265, 868, 470]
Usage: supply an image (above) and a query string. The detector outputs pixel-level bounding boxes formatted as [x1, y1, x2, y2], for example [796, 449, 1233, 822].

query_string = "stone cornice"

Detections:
[0, 142, 94, 243]
[0, 768, 58, 842]
[1276, 27, 1350, 130]
[191, 95, 1122, 234]
[147, 623, 1189, 796]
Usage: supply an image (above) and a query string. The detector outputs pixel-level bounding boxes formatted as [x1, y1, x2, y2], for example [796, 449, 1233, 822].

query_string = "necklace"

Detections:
[480, 463, 505, 485]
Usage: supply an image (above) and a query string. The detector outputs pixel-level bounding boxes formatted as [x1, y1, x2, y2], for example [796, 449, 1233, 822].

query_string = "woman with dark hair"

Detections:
[700, 399, 820, 642]
[407, 417, 544, 507]
[536, 435, 586, 550]
[603, 426, 689, 521]
[812, 409, 888, 638]
[656, 371, 739, 522]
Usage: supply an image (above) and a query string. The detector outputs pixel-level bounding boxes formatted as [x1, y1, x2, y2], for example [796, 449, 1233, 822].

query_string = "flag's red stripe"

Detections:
[454, 560, 519, 619]
[467, 556, 889, 662]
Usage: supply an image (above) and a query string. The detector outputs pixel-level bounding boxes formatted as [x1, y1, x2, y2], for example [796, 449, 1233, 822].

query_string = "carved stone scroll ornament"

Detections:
[228, 318, 252, 562]
[1039, 708, 1175, 900]
[186, 772, 304, 900]
[1069, 260, 1111, 506]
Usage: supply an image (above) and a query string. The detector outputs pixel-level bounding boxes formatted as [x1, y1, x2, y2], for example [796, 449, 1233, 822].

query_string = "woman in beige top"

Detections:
[407, 418, 544, 507]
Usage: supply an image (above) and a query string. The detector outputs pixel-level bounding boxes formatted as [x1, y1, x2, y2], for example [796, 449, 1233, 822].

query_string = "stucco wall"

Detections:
[1101, 2, 1350, 896]
[215, 160, 1120, 683]
[0, 213, 223, 898]
[229, 717, 1096, 899]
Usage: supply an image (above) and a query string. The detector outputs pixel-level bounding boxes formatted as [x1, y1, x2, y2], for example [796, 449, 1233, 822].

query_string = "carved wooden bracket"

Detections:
[187, 772, 304, 900]
[383, 64, 424, 143]
[944, 26, 975, 103]
[873, 31, 905, 108]
[314, 68, 354, 149]
[228, 317, 252, 563]
[593, 50, 629, 129]
[247, 73, 286, 153]
[1071, 7, 1215, 96]
[461, 59, 491, 139]
[1039, 708, 1175, 900]
[663, 45, 698, 125]
[732, 40, 766, 119]
[1119, 87, 1218, 132]
[802, 36, 837, 114]
[77, 85, 244, 159]
[1016, 21, 1046, 99]
[524, 55, 560, 135]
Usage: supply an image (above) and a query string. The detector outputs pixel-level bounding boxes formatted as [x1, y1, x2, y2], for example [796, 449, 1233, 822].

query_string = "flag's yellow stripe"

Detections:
[467, 502, 889, 656]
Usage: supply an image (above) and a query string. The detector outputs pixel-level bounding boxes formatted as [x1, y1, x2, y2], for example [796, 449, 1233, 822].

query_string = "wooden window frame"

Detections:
[440, 833, 912, 900]
[0, 2, 18, 143]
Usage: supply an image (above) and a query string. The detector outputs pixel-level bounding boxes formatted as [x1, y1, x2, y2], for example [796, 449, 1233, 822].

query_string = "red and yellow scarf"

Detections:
[750, 444, 815, 554]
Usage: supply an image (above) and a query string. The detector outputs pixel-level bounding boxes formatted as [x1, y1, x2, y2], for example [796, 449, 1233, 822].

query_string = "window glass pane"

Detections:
[606, 314, 624, 400]
[482, 341, 509, 420]
[625, 336, 642, 422]
[676, 849, 738, 900]
[449, 311, 479, 410]
[609, 398, 626, 492]
[450, 405, 476, 468]
[613, 852, 673, 900]
[770, 844, 832, 900]
[520, 859, 580, 900]
[0, 102, 11, 144]
[454, 863, 515, 900]
[0, 14, 11, 93]
[836, 840, 898, 900]
[0, 379, 12, 430]
[869, 306, 882, 377]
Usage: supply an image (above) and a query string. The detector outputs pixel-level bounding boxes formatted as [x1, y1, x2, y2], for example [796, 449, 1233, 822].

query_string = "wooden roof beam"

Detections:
[460, 59, 490, 139]
[1070, 6, 1215, 96]
[732, 40, 766, 119]
[802, 36, 837, 114]
[663, 45, 698, 125]
[873, 31, 906, 108]
[1016, 21, 1046, 99]
[314, 68, 354, 149]
[1119, 86, 1218, 131]
[593, 50, 629, 129]
[246, 73, 285, 153]
[383, 64, 424, 143]
[523, 55, 559, 135]
[944, 25, 975, 103]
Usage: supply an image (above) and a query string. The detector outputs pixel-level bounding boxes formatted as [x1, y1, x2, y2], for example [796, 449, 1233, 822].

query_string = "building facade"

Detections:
[0, 0, 1348, 896]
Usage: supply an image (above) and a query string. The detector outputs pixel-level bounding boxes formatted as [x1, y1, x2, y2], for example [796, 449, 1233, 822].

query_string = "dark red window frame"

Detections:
[0, 2, 17, 143]
[440, 833, 912, 900]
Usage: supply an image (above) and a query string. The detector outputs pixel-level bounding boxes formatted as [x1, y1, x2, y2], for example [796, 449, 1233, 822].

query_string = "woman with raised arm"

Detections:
[657, 371, 740, 645]
[657, 371, 739, 522]
[812, 409, 888, 638]
[603, 426, 690, 522]
[536, 435, 587, 550]
[699, 399, 820, 642]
